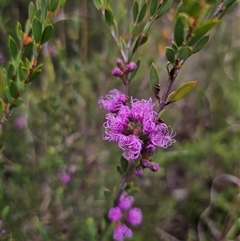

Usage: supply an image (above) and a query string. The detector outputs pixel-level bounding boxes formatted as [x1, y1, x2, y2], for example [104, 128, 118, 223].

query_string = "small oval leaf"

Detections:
[168, 81, 197, 103]
[137, 2, 147, 23]
[120, 157, 128, 173]
[8, 36, 18, 60]
[150, 0, 158, 16]
[47, 0, 59, 12]
[16, 22, 23, 42]
[32, 17, 42, 43]
[174, 14, 186, 47]
[165, 47, 176, 64]
[12, 98, 23, 107]
[41, 24, 54, 44]
[156, 0, 173, 19]
[132, 1, 139, 22]
[9, 80, 18, 97]
[29, 2, 36, 23]
[149, 63, 160, 97]
[92, 0, 101, 10]
[178, 46, 192, 60]
[104, 8, 114, 27]
[193, 35, 210, 53]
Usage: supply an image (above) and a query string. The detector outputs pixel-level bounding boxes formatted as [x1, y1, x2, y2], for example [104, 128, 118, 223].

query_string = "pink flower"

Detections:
[60, 174, 71, 184]
[127, 208, 143, 226]
[113, 224, 133, 241]
[108, 207, 122, 222]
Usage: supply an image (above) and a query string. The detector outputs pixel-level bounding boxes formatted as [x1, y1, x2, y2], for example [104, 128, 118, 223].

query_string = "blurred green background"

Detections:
[1, 0, 240, 240]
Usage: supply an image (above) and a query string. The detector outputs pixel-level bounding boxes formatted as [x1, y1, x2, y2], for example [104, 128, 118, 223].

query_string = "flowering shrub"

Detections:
[1, 0, 239, 240]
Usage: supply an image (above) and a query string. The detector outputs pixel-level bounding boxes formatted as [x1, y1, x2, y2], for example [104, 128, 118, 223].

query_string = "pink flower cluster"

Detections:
[98, 89, 175, 165]
[108, 192, 142, 241]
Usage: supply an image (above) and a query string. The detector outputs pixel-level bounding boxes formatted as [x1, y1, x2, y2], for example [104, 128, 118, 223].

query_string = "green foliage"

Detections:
[149, 63, 160, 98]
[165, 47, 175, 64]
[167, 80, 197, 104]
[1, 0, 66, 121]
[1, 0, 239, 240]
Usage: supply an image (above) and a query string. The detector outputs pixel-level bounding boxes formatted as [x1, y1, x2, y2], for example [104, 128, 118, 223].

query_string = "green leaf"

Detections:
[156, 0, 173, 19]
[124, 181, 134, 191]
[193, 35, 210, 53]
[130, 58, 141, 80]
[132, 1, 139, 22]
[16, 22, 23, 42]
[171, 41, 178, 53]
[7, 63, 15, 79]
[25, 19, 31, 34]
[150, 0, 158, 16]
[29, 2, 36, 23]
[8, 36, 18, 60]
[157, 109, 166, 120]
[1, 206, 10, 220]
[112, 20, 119, 38]
[40, 0, 47, 21]
[174, 14, 187, 47]
[19, 63, 28, 80]
[58, 0, 67, 8]
[35, 9, 42, 20]
[25, 58, 31, 69]
[35, 216, 49, 240]
[27, 64, 43, 83]
[104, 8, 114, 27]
[28, 69, 42, 83]
[2, 88, 14, 103]
[178, 46, 192, 60]
[82, 217, 97, 241]
[9, 80, 18, 97]
[168, 80, 197, 103]
[116, 165, 123, 175]
[149, 63, 160, 97]
[165, 47, 176, 64]
[12, 98, 23, 107]
[128, 187, 141, 195]
[41, 24, 54, 44]
[47, 0, 59, 12]
[120, 157, 128, 173]
[193, 19, 219, 36]
[32, 17, 42, 44]
[92, 0, 101, 10]
[137, 2, 147, 23]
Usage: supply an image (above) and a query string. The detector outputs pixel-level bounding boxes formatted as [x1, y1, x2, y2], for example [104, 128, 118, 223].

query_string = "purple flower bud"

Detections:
[118, 195, 134, 211]
[150, 163, 159, 172]
[141, 159, 150, 168]
[108, 207, 122, 221]
[144, 144, 156, 156]
[135, 168, 143, 176]
[126, 62, 137, 72]
[112, 68, 122, 77]
[113, 224, 133, 241]
[60, 173, 71, 184]
[116, 58, 123, 66]
[127, 207, 143, 226]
